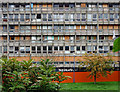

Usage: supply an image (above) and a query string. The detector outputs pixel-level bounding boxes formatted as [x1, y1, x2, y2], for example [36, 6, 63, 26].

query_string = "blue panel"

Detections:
[52, 36, 54, 40]
[31, 3, 33, 8]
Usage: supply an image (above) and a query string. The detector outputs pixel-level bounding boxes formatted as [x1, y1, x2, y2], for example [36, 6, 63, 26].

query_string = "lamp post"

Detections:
[73, 53, 75, 83]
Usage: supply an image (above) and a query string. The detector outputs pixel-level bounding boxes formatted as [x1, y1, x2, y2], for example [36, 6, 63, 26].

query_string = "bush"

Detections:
[0, 58, 70, 92]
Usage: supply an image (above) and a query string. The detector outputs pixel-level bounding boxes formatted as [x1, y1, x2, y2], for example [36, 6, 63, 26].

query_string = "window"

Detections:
[0, 46, 2, 53]
[25, 14, 30, 21]
[82, 46, 85, 51]
[9, 14, 13, 21]
[37, 14, 41, 19]
[48, 14, 52, 21]
[3, 46, 7, 53]
[37, 46, 41, 53]
[76, 13, 80, 21]
[99, 14, 103, 19]
[104, 46, 108, 51]
[69, 14, 74, 21]
[14, 14, 18, 21]
[76, 46, 80, 51]
[104, 14, 108, 19]
[59, 62, 64, 64]
[54, 62, 58, 64]
[48, 46, 52, 53]
[15, 47, 19, 51]
[31, 14, 36, 22]
[65, 14, 69, 21]
[99, 46, 103, 50]
[20, 47, 24, 53]
[82, 13, 86, 21]
[43, 46, 47, 53]
[87, 46, 91, 51]
[3, 14, 7, 22]
[65, 62, 69, 64]
[93, 14, 97, 21]
[110, 46, 113, 50]
[114, 14, 119, 19]
[32, 46, 36, 53]
[87, 14, 92, 21]
[65, 46, 69, 50]
[59, 46, 63, 50]
[54, 46, 58, 50]
[10, 37, 14, 40]
[20, 14, 24, 21]
[59, 13, 64, 21]
[43, 14, 47, 21]
[26, 46, 30, 53]
[110, 14, 114, 21]
[9, 46, 13, 53]
[70, 46, 74, 53]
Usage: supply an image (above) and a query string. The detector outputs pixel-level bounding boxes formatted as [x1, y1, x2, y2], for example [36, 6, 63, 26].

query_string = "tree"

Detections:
[79, 53, 114, 84]
[112, 37, 120, 52]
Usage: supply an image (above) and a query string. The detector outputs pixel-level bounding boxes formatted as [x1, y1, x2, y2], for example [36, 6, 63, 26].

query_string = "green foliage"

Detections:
[79, 53, 114, 84]
[112, 37, 120, 52]
[0, 58, 70, 92]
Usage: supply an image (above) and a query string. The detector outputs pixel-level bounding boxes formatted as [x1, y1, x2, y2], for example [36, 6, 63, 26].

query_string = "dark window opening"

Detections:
[82, 46, 85, 51]
[37, 14, 41, 19]
[60, 46, 63, 50]
[65, 46, 69, 50]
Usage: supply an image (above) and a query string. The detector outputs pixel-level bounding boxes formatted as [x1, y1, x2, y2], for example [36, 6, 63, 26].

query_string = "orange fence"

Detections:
[61, 71, 120, 83]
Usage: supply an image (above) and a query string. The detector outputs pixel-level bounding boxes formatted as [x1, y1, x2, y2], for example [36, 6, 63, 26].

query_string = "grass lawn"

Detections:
[60, 82, 119, 90]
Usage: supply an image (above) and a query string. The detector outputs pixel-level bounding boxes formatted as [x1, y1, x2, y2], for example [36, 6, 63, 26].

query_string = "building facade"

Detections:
[0, 0, 119, 68]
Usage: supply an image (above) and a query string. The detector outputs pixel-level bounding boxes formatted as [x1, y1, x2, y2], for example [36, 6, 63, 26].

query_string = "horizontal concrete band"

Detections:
[0, 0, 119, 3]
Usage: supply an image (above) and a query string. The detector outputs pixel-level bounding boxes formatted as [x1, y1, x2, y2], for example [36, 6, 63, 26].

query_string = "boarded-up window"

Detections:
[103, 4, 108, 7]
[114, 26, 118, 29]
[48, 4, 52, 7]
[81, 3, 86, 7]
[37, 4, 39, 8]
[26, 37, 30, 40]
[99, 26, 103, 30]
[65, 36, 69, 40]
[15, 26, 18, 29]
[103, 26, 107, 29]
[33, 4, 36, 8]
[108, 36, 112, 40]
[32, 26, 36, 29]
[76, 25, 80, 29]
[0, 37, 3, 40]
[81, 26, 85, 29]
[108, 26, 113, 29]
[54, 36, 58, 40]
[42, 4, 47, 7]
[15, 37, 19, 40]
[94, 36, 96, 40]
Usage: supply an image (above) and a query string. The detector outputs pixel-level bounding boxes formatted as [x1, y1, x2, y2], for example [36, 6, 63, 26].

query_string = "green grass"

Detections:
[60, 82, 119, 90]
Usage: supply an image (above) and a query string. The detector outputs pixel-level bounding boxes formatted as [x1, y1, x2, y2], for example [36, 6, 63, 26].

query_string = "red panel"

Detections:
[61, 71, 119, 83]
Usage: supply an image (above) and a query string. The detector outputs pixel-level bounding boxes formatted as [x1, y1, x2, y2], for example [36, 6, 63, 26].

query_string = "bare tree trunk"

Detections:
[94, 72, 96, 84]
